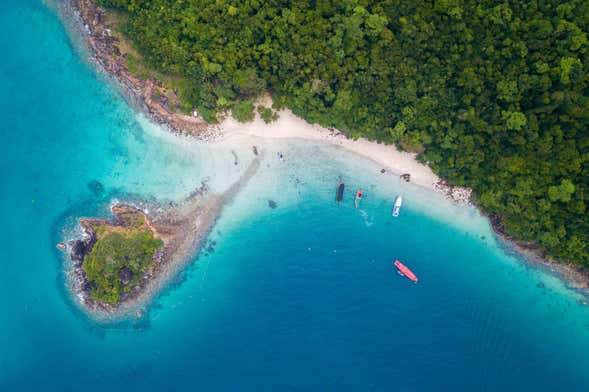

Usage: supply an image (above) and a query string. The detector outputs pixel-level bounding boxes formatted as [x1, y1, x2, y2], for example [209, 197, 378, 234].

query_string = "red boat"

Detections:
[394, 260, 418, 283]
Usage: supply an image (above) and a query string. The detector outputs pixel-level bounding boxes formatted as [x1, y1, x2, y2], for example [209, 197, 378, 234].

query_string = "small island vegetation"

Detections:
[76, 206, 164, 306]
[95, 0, 588, 266]
[83, 229, 163, 305]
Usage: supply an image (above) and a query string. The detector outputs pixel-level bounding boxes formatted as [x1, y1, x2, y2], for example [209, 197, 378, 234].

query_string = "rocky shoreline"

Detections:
[433, 179, 473, 206]
[432, 181, 588, 291]
[69, 0, 216, 138]
[487, 214, 589, 293]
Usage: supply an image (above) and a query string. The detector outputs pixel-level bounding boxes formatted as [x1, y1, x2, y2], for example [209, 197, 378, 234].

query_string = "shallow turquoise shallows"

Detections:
[1, 1, 589, 390]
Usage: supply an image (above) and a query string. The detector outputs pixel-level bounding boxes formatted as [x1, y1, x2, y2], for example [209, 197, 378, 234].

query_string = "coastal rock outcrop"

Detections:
[70, 236, 96, 265]
[434, 179, 472, 205]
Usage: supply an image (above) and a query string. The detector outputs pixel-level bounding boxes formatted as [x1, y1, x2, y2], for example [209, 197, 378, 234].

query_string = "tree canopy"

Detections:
[83, 230, 163, 304]
[100, 0, 589, 265]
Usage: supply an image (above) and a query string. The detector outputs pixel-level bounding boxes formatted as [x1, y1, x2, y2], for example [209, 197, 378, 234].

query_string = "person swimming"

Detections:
[354, 189, 363, 208]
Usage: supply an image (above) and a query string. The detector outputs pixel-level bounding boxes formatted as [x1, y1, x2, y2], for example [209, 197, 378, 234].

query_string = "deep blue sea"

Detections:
[1, 1, 589, 390]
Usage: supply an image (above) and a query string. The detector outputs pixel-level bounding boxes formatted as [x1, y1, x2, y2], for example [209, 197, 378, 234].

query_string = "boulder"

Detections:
[119, 266, 134, 285]
[70, 239, 88, 264]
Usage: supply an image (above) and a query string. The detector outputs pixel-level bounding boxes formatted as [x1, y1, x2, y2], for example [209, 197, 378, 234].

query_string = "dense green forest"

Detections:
[83, 230, 163, 304]
[99, 0, 588, 265]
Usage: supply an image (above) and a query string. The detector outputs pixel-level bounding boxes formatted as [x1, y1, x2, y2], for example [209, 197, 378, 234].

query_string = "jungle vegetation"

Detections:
[98, 0, 589, 265]
[83, 229, 163, 305]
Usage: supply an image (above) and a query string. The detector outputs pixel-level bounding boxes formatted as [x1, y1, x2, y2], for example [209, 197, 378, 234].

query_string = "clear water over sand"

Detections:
[1, 1, 589, 390]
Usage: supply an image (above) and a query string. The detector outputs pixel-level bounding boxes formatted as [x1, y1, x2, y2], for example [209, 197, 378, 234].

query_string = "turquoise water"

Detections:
[1, 1, 589, 390]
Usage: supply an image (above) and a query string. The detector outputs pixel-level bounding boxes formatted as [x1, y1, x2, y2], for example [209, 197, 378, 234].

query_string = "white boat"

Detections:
[392, 195, 403, 217]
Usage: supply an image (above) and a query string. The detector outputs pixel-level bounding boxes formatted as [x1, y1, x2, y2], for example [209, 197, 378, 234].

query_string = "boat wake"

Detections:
[359, 210, 373, 227]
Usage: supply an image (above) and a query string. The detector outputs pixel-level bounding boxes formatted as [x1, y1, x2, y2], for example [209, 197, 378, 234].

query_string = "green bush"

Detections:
[257, 106, 278, 124]
[232, 100, 255, 123]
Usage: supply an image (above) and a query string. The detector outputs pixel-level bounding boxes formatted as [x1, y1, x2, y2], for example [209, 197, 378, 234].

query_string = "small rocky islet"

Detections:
[62, 157, 261, 317]
[64, 180, 221, 315]
[68, 205, 164, 311]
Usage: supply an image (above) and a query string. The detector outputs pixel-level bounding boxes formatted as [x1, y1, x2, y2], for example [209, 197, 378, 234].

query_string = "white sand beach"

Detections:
[219, 108, 440, 190]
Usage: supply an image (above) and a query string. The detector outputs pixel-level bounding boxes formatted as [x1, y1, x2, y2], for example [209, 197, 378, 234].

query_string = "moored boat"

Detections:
[336, 181, 345, 203]
[354, 189, 363, 208]
[394, 260, 418, 283]
[392, 195, 403, 217]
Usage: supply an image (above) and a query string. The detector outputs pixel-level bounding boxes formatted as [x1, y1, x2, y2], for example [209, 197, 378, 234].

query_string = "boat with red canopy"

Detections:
[394, 260, 418, 283]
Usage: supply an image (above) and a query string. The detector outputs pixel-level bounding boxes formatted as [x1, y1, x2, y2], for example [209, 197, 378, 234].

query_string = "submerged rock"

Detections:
[268, 200, 278, 209]
[87, 180, 105, 196]
[203, 239, 217, 255]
